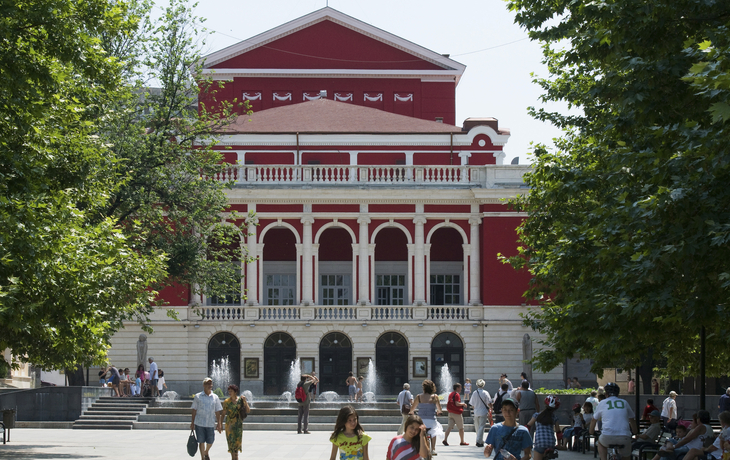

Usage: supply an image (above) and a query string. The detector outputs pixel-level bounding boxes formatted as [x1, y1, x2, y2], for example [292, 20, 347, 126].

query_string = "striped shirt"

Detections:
[386, 435, 422, 460]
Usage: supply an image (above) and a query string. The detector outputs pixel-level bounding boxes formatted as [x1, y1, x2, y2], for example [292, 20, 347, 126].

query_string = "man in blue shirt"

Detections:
[484, 398, 532, 460]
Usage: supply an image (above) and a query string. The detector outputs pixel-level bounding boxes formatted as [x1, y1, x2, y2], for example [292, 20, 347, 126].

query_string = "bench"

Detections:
[631, 431, 672, 460]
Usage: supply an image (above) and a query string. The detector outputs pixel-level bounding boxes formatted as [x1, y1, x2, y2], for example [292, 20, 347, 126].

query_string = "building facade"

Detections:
[108, 7, 564, 396]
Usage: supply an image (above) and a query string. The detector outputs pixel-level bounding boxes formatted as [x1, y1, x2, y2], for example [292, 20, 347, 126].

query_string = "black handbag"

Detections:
[187, 429, 198, 457]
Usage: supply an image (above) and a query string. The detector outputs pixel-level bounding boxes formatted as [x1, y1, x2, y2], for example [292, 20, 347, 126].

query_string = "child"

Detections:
[527, 396, 561, 460]
[386, 415, 430, 460]
[356, 376, 364, 402]
[132, 374, 141, 396]
[329, 406, 372, 460]
[649, 424, 689, 460]
[464, 378, 472, 401]
[560, 403, 585, 450]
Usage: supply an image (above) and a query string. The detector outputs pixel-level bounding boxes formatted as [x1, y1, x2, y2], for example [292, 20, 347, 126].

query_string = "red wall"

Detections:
[245, 152, 294, 164]
[374, 227, 409, 261]
[481, 217, 531, 305]
[429, 227, 463, 261]
[262, 228, 297, 260]
[369, 204, 415, 213]
[156, 282, 190, 306]
[318, 227, 353, 261]
[213, 21, 443, 71]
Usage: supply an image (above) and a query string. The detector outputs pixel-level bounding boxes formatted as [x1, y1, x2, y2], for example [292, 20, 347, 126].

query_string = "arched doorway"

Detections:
[208, 332, 241, 391]
[319, 332, 352, 395]
[431, 332, 464, 391]
[376, 332, 408, 394]
[264, 332, 296, 395]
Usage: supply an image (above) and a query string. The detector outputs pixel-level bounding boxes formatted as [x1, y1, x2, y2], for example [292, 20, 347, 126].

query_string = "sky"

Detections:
[180, 0, 566, 164]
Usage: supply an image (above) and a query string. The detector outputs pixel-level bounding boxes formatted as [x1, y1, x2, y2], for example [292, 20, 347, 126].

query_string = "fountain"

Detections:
[280, 391, 292, 403]
[158, 390, 179, 403]
[362, 391, 376, 403]
[210, 356, 231, 392]
[242, 390, 254, 407]
[320, 391, 340, 403]
[287, 357, 301, 392]
[438, 363, 453, 400]
[364, 359, 379, 396]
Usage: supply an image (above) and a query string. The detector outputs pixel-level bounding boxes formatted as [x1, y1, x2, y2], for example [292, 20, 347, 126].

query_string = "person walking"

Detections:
[443, 382, 469, 446]
[661, 391, 678, 433]
[483, 398, 532, 460]
[386, 415, 430, 460]
[346, 372, 357, 402]
[190, 377, 223, 460]
[396, 383, 414, 435]
[410, 379, 444, 457]
[515, 380, 540, 436]
[328, 406, 372, 460]
[297, 373, 318, 434]
[222, 384, 249, 460]
[527, 396, 561, 460]
[470, 379, 493, 447]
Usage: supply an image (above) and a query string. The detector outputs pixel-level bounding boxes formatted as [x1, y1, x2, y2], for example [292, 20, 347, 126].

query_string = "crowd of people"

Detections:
[97, 357, 166, 398]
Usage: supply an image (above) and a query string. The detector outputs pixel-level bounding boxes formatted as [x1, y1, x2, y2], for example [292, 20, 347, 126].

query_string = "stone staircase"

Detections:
[134, 398, 480, 432]
[73, 396, 153, 430]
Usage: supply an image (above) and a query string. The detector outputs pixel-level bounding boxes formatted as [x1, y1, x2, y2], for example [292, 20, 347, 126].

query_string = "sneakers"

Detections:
[442, 440, 449, 446]
[476, 443, 485, 447]
[431, 451, 438, 456]
[304, 431, 311, 434]
[461, 442, 470, 446]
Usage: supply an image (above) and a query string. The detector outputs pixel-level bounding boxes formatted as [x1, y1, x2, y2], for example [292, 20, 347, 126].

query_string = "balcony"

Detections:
[195, 305, 479, 322]
[209, 164, 527, 189]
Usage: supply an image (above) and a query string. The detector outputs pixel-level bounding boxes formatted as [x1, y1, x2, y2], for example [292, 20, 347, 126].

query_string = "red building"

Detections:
[110, 7, 558, 397]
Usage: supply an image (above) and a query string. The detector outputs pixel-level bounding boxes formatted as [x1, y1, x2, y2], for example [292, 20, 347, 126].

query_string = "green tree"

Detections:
[0, 0, 167, 376]
[505, 0, 730, 377]
[98, 0, 249, 300]
[0, 0, 247, 377]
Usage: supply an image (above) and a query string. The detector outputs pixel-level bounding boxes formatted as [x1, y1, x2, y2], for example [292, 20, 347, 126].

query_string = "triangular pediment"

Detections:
[201, 7, 465, 79]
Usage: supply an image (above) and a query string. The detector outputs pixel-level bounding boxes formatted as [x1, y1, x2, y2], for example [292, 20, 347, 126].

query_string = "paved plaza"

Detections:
[0, 428, 592, 460]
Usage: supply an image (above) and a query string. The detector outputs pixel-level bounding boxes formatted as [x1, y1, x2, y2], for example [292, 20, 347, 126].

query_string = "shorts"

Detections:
[535, 446, 552, 454]
[195, 425, 215, 444]
[599, 434, 632, 458]
[447, 412, 464, 431]
[111, 376, 120, 385]
[349, 385, 357, 396]
[99, 378, 106, 384]
[151, 378, 158, 387]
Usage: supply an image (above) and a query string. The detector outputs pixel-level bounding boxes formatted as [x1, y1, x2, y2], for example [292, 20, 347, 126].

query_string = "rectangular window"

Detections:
[265, 274, 296, 305]
[429, 274, 461, 305]
[321, 274, 351, 305]
[376, 275, 405, 305]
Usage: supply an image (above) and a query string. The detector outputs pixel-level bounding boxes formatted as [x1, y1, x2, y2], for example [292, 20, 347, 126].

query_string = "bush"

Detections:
[533, 387, 596, 395]
[214, 388, 225, 399]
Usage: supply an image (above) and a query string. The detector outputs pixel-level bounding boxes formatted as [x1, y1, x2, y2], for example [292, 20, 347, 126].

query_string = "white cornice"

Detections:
[199, 7, 466, 85]
[202, 68, 460, 81]
[209, 133, 474, 147]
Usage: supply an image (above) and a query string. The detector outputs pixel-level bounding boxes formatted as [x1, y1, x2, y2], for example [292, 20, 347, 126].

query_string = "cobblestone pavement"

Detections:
[0, 428, 593, 460]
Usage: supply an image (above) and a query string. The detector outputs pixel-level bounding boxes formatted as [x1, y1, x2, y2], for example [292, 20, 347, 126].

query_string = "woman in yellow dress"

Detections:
[222, 384, 249, 460]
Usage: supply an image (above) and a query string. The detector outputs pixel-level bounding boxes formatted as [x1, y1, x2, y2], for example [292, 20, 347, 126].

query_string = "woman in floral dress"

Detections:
[222, 384, 249, 460]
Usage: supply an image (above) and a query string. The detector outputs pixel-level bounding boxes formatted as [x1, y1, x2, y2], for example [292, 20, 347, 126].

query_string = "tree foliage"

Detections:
[0, 0, 246, 376]
[505, 0, 730, 377]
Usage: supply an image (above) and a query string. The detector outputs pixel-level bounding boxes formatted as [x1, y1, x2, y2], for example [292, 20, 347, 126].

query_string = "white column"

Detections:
[405, 151, 415, 181]
[413, 216, 427, 305]
[245, 214, 259, 305]
[301, 216, 314, 305]
[357, 216, 371, 305]
[349, 151, 358, 183]
[425, 243, 432, 305]
[368, 244, 376, 304]
[406, 244, 415, 305]
[295, 244, 302, 304]
[469, 216, 482, 305]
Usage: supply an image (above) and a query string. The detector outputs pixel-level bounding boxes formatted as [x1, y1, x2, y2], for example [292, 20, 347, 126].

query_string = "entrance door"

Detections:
[208, 332, 241, 391]
[264, 332, 296, 395]
[319, 332, 352, 395]
[376, 332, 408, 395]
[431, 332, 464, 391]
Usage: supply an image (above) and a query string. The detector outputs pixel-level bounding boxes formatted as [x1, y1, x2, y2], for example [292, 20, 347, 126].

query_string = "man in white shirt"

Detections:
[148, 357, 159, 397]
[589, 382, 637, 460]
[661, 391, 678, 432]
[470, 379, 492, 447]
[190, 377, 223, 460]
[396, 383, 414, 435]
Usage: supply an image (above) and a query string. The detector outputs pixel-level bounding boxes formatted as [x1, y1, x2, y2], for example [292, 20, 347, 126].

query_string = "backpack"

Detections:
[295, 383, 306, 403]
[493, 391, 504, 414]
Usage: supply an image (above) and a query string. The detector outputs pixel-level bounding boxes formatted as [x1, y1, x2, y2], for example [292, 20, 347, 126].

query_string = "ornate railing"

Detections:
[200, 307, 243, 321]
[315, 306, 356, 320]
[259, 306, 300, 320]
[209, 164, 526, 188]
[371, 306, 413, 320]
[427, 306, 468, 320]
